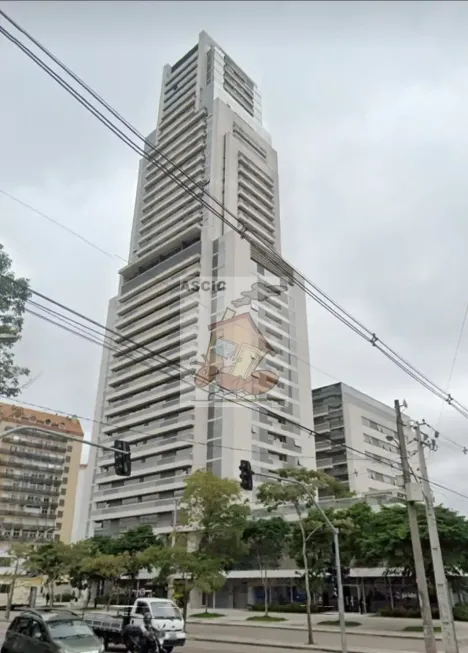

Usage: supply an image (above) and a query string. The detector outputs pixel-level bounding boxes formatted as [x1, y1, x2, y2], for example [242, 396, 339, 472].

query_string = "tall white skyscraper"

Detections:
[83, 32, 315, 539]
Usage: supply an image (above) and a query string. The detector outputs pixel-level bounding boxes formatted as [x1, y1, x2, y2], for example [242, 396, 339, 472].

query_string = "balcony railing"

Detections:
[94, 474, 188, 499]
[91, 496, 177, 519]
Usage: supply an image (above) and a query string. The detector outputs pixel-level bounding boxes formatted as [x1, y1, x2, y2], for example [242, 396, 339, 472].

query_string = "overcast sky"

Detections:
[2, 0, 468, 511]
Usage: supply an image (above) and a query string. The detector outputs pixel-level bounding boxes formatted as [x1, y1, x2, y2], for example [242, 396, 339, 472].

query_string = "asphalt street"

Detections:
[0, 619, 459, 653]
[186, 623, 445, 652]
[186, 643, 334, 653]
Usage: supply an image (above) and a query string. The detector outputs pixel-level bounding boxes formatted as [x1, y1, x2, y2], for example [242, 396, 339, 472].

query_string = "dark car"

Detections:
[1, 609, 104, 653]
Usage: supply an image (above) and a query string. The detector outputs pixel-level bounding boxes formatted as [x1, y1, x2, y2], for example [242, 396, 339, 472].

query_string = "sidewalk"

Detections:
[191, 634, 422, 653]
[187, 608, 468, 640]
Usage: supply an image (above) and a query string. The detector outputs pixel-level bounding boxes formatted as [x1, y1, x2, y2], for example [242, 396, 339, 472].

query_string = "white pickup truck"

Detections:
[85, 597, 186, 652]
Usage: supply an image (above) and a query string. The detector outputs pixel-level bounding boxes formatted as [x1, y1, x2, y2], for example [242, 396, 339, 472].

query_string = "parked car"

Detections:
[1, 609, 104, 653]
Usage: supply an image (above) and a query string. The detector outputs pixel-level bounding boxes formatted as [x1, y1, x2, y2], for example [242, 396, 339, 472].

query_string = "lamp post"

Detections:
[257, 471, 348, 653]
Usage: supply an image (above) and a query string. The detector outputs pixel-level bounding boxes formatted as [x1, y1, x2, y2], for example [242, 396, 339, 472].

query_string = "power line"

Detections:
[436, 301, 468, 429]
[13, 289, 468, 504]
[6, 390, 468, 504]
[1, 17, 467, 485]
[3, 182, 339, 387]
[0, 188, 127, 263]
[2, 16, 468, 427]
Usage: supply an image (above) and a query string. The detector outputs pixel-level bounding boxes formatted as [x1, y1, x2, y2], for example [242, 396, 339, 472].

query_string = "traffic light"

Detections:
[239, 459, 253, 491]
[114, 440, 131, 477]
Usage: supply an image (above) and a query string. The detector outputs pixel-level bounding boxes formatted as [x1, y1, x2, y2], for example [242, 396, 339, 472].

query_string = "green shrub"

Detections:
[247, 616, 286, 622]
[379, 606, 439, 619]
[250, 603, 328, 614]
[318, 619, 362, 628]
[453, 603, 468, 622]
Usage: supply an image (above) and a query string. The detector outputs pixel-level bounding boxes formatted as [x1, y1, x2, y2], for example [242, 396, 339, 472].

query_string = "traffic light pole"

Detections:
[0, 426, 131, 476]
[251, 467, 348, 653]
[0, 425, 121, 454]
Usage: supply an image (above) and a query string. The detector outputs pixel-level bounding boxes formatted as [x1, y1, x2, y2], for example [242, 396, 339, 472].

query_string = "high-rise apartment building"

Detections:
[84, 32, 314, 539]
[71, 462, 88, 543]
[0, 402, 83, 544]
[312, 383, 413, 499]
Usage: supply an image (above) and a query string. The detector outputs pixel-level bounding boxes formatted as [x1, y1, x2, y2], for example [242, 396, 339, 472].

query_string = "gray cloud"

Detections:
[2, 0, 468, 508]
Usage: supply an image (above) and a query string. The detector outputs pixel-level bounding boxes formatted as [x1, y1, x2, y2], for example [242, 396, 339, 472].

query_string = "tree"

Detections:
[113, 525, 162, 591]
[193, 557, 226, 614]
[68, 539, 104, 608]
[257, 467, 349, 645]
[168, 547, 202, 623]
[26, 542, 71, 606]
[242, 517, 290, 616]
[114, 525, 160, 555]
[358, 503, 468, 593]
[82, 554, 126, 609]
[140, 545, 173, 597]
[180, 470, 251, 569]
[289, 507, 355, 600]
[87, 535, 117, 556]
[0, 243, 30, 397]
[4, 542, 32, 619]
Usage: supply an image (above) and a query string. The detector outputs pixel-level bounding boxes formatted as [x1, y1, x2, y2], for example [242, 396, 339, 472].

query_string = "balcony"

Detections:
[316, 457, 333, 468]
[107, 342, 197, 388]
[91, 496, 178, 520]
[2, 435, 67, 454]
[95, 450, 193, 483]
[110, 329, 195, 374]
[113, 299, 198, 347]
[117, 266, 200, 321]
[314, 422, 331, 433]
[105, 373, 194, 414]
[119, 238, 201, 297]
[99, 431, 194, 468]
[103, 395, 191, 430]
[94, 473, 188, 502]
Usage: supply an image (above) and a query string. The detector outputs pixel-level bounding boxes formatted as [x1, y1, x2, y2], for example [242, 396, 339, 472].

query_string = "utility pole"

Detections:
[167, 498, 180, 601]
[416, 423, 459, 653]
[394, 400, 437, 653]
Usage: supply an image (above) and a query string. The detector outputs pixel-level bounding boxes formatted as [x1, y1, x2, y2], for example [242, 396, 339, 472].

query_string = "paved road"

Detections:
[187, 623, 446, 652]
[187, 642, 339, 653]
[2, 619, 465, 653]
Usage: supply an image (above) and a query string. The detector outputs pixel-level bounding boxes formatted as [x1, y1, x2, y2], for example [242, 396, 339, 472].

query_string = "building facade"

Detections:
[84, 31, 314, 539]
[71, 462, 88, 543]
[0, 402, 83, 544]
[312, 383, 414, 498]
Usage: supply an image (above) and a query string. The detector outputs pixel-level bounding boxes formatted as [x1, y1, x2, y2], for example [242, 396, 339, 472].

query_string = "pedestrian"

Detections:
[45, 592, 50, 606]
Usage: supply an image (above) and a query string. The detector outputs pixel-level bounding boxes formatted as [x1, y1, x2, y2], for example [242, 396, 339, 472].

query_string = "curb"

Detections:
[188, 619, 443, 641]
[191, 634, 419, 653]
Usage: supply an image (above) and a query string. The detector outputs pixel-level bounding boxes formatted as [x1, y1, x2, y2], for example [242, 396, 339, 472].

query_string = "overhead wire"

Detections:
[1, 15, 467, 479]
[2, 15, 468, 431]
[7, 390, 468, 504]
[10, 286, 468, 504]
[0, 188, 127, 264]
[435, 301, 468, 431]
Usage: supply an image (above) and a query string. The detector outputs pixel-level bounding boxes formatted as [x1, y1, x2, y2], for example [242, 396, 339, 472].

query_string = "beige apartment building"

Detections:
[0, 402, 83, 544]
